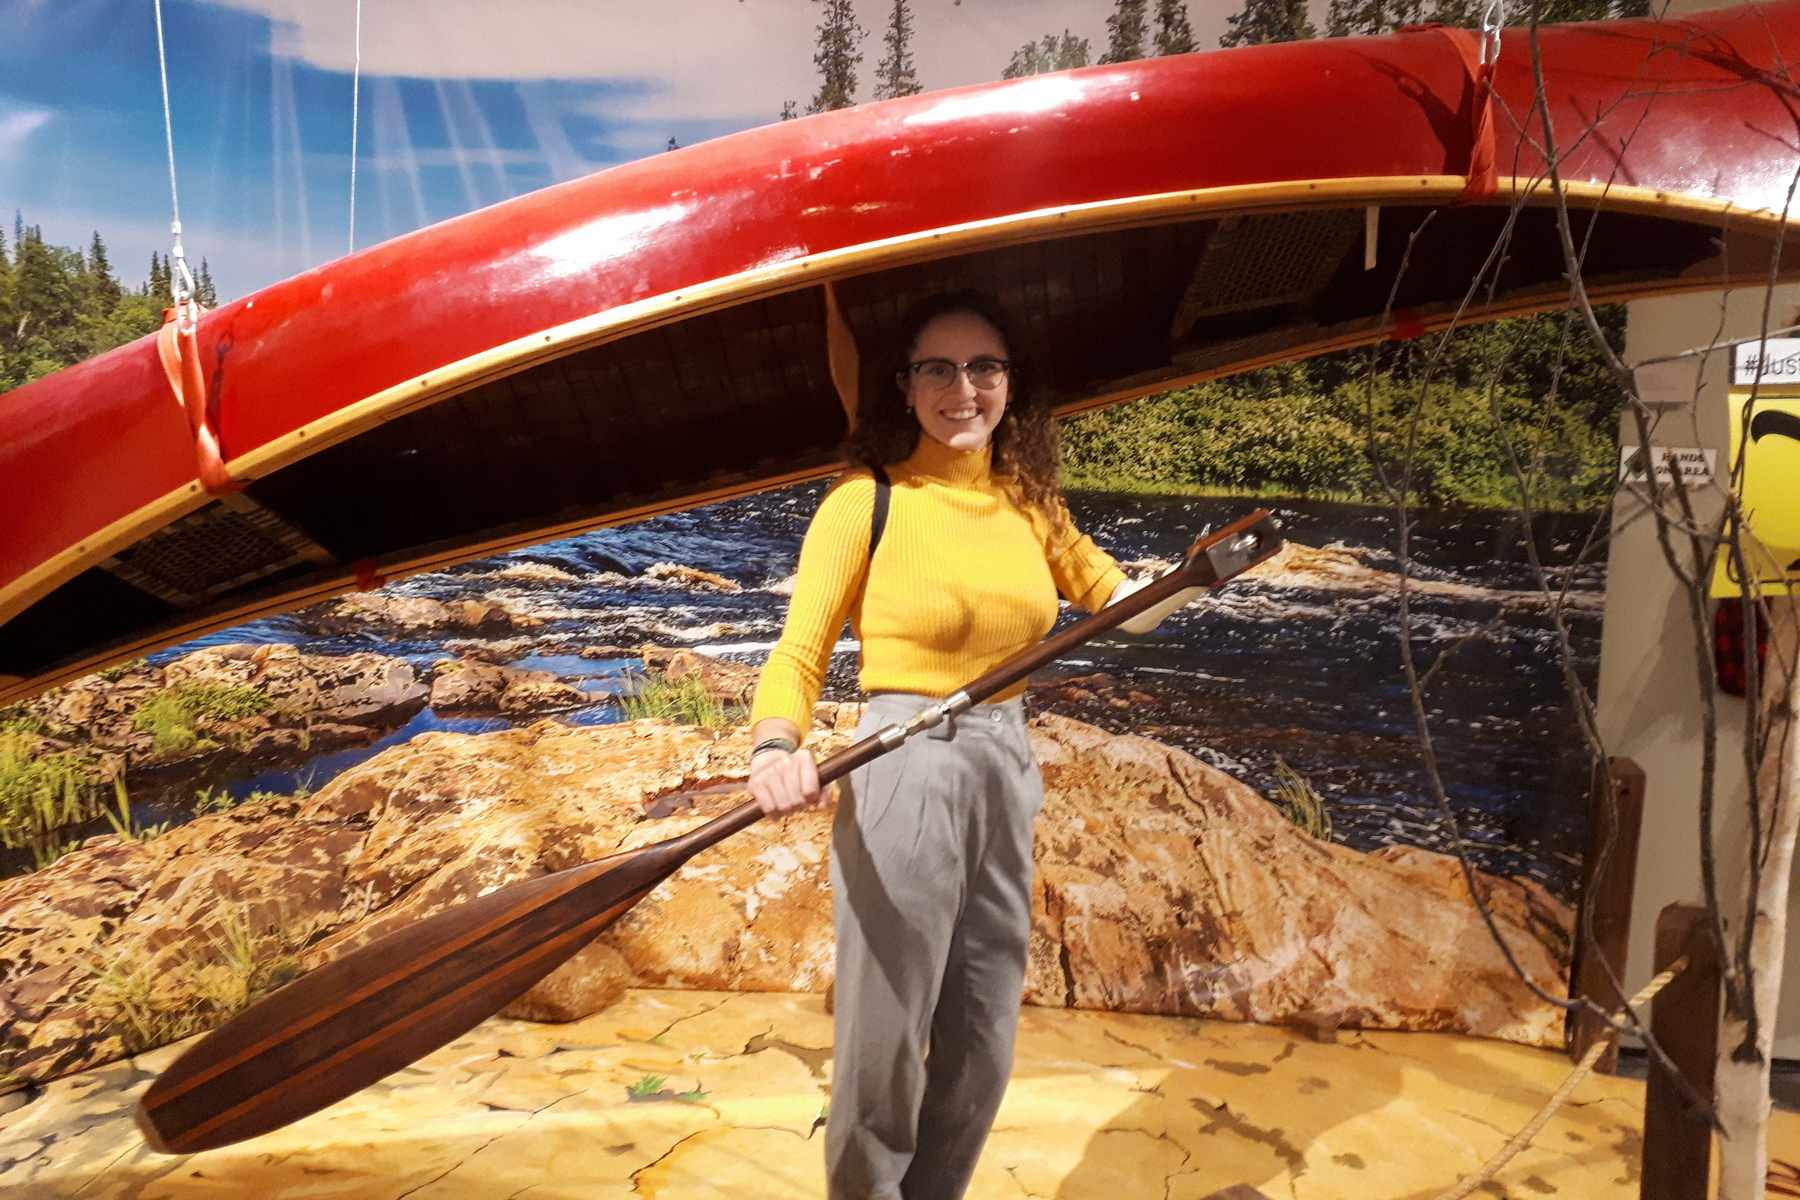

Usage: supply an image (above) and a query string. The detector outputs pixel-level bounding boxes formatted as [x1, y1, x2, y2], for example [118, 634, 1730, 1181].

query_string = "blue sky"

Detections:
[0, 1, 1302, 299]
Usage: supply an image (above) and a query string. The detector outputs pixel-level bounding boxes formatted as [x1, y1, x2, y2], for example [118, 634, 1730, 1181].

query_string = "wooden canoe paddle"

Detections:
[135, 508, 1282, 1154]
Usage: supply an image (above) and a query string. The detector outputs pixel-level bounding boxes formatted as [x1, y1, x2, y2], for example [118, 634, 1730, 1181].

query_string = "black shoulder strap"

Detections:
[869, 465, 891, 559]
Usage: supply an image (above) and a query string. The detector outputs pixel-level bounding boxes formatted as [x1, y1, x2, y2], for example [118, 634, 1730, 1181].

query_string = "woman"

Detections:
[745, 291, 1198, 1200]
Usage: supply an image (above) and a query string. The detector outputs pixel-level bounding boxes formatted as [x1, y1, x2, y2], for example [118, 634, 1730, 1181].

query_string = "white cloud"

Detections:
[0, 104, 52, 163]
[197, 1, 1265, 124]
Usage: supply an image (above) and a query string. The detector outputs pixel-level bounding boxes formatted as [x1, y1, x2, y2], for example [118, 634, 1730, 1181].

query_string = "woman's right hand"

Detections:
[748, 746, 824, 816]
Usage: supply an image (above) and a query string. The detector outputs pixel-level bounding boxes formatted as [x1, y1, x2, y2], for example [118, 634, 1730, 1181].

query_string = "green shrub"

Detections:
[131, 683, 271, 757]
[1058, 368, 1618, 511]
[95, 657, 147, 683]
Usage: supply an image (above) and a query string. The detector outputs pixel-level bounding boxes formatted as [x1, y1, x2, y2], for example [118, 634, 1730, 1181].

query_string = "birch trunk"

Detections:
[1717, 595, 1800, 1199]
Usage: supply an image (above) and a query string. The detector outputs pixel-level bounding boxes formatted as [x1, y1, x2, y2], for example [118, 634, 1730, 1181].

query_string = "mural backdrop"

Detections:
[0, 0, 1621, 1101]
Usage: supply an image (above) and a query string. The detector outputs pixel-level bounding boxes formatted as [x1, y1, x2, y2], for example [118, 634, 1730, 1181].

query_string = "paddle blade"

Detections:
[136, 847, 667, 1154]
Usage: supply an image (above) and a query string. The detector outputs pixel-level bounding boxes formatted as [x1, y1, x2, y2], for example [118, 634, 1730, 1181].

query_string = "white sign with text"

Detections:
[1619, 445, 1716, 487]
[1733, 338, 1800, 387]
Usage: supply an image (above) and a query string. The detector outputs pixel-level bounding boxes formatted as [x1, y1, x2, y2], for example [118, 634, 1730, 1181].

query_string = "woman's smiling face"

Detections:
[900, 310, 1010, 452]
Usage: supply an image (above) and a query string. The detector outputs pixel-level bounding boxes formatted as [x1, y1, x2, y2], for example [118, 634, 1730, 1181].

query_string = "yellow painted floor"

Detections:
[1, 989, 1792, 1199]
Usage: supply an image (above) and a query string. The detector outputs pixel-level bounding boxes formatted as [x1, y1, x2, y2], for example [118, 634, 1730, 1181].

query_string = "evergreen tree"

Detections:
[807, 0, 866, 114]
[1327, 0, 1425, 36]
[873, 0, 922, 100]
[666, 136, 681, 151]
[780, 100, 799, 121]
[0, 225, 12, 358]
[0, 216, 164, 392]
[1153, 1, 1196, 55]
[1220, 0, 1317, 47]
[1002, 31, 1091, 78]
[196, 259, 217, 307]
[87, 231, 121, 308]
[1100, 0, 1149, 64]
[11, 227, 79, 358]
[150, 252, 176, 307]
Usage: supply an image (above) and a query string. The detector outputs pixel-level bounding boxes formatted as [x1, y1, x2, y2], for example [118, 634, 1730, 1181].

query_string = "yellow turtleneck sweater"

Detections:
[749, 436, 1127, 734]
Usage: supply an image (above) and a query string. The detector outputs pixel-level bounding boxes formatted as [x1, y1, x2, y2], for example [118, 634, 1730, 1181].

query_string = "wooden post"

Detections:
[1568, 757, 1647, 1072]
[1641, 903, 1722, 1200]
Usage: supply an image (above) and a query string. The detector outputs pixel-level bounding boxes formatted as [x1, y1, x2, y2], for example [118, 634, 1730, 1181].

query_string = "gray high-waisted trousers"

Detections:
[826, 692, 1044, 1200]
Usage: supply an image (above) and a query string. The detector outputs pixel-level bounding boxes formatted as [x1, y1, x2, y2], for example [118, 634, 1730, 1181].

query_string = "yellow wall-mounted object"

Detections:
[1712, 340, 1800, 597]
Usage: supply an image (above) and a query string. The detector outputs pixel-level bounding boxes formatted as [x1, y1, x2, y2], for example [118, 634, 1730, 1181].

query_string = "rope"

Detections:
[1431, 957, 1689, 1200]
[348, 0, 362, 254]
[151, 0, 197, 328]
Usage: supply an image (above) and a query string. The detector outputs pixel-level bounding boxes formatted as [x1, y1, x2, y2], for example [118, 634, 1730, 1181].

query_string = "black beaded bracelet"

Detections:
[752, 736, 798, 759]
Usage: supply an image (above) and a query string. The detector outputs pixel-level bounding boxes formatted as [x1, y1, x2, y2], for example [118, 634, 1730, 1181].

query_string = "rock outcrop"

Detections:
[297, 593, 542, 637]
[0, 709, 1571, 1093]
[641, 563, 742, 592]
[640, 648, 760, 704]
[1123, 540, 1603, 613]
[13, 644, 428, 772]
[427, 658, 590, 714]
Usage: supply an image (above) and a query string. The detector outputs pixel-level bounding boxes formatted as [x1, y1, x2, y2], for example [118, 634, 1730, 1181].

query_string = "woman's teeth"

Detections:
[942, 408, 979, 419]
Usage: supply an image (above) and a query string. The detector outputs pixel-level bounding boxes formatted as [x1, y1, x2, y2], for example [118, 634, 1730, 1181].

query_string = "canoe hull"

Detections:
[4, 5, 1800, 699]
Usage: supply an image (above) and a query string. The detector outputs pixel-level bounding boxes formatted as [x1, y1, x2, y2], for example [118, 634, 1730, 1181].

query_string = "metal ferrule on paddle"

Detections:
[135, 508, 1280, 1157]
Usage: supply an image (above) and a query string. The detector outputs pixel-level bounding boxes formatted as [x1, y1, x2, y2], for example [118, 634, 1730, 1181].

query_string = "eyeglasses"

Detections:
[905, 357, 1011, 391]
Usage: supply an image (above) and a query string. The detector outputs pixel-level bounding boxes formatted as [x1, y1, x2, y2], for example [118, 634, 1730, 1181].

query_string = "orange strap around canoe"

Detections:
[1413, 23, 1501, 203]
[157, 311, 240, 497]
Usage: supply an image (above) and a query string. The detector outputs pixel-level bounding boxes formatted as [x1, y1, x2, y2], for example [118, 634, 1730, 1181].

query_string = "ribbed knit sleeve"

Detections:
[748, 471, 877, 734]
[1038, 498, 1127, 613]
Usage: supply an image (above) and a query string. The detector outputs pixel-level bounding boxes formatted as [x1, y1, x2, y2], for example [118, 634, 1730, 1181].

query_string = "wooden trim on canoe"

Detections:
[0, 482, 215, 626]
[1, 172, 1789, 655]
[1056, 271, 1788, 419]
[0, 461, 835, 706]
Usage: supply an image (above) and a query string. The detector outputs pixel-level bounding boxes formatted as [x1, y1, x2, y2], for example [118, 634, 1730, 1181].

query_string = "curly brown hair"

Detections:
[845, 290, 1065, 519]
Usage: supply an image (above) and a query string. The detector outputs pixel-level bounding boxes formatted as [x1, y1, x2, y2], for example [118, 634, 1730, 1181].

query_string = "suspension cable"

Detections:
[152, 0, 198, 329]
[348, 0, 363, 254]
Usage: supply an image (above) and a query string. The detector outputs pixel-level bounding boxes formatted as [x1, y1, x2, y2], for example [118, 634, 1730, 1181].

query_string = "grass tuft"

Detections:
[0, 733, 109, 857]
[0, 705, 49, 737]
[626, 1073, 668, 1100]
[101, 778, 168, 843]
[87, 902, 326, 1054]
[618, 671, 735, 729]
[1270, 756, 1333, 841]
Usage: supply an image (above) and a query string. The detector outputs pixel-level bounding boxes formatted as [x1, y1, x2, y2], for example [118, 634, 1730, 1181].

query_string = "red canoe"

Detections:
[3, 3, 1798, 701]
